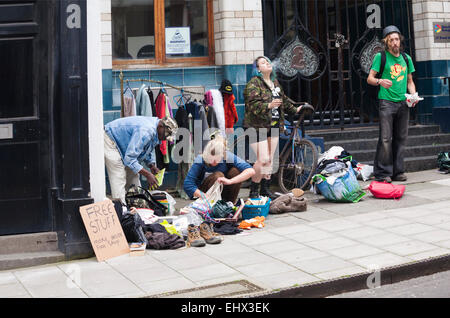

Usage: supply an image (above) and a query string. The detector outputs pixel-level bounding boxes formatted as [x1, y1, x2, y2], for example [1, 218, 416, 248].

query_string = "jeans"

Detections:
[374, 99, 410, 178]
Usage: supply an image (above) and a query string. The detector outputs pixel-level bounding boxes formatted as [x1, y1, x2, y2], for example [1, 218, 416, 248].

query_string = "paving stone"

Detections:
[412, 213, 450, 226]
[303, 237, 358, 251]
[253, 270, 320, 290]
[412, 229, 450, 243]
[208, 251, 275, 267]
[266, 223, 317, 236]
[406, 248, 450, 261]
[329, 244, 383, 260]
[382, 240, 437, 256]
[357, 232, 410, 247]
[160, 254, 220, 271]
[178, 263, 239, 282]
[271, 247, 329, 263]
[0, 282, 30, 298]
[312, 219, 361, 232]
[408, 187, 450, 201]
[387, 223, 435, 236]
[336, 226, 385, 239]
[253, 239, 308, 255]
[235, 260, 297, 278]
[344, 212, 388, 223]
[365, 217, 412, 229]
[292, 256, 355, 275]
[139, 277, 197, 296]
[289, 229, 335, 243]
[315, 266, 368, 280]
[229, 231, 285, 247]
[350, 252, 411, 270]
[296, 210, 340, 222]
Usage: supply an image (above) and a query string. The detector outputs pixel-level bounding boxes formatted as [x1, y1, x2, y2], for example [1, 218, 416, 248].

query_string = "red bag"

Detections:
[368, 181, 405, 199]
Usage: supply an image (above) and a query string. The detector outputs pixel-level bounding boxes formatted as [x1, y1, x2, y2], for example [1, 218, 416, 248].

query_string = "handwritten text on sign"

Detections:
[79, 200, 129, 262]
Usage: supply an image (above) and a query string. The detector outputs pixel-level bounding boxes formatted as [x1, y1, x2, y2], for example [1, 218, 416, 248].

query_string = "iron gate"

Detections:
[262, 0, 415, 129]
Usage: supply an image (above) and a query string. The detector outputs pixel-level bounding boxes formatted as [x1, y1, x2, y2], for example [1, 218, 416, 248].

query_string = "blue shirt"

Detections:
[183, 151, 252, 199]
[105, 116, 161, 174]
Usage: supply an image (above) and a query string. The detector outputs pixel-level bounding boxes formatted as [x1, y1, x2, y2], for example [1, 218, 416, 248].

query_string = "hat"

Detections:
[382, 25, 401, 38]
[160, 116, 178, 142]
[219, 79, 233, 95]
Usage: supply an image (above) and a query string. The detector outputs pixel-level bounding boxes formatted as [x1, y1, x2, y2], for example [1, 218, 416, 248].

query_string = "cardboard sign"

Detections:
[79, 199, 130, 262]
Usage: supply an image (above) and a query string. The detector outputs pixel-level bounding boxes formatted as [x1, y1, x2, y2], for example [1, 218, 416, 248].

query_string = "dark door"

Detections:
[0, 1, 52, 235]
[262, 0, 415, 129]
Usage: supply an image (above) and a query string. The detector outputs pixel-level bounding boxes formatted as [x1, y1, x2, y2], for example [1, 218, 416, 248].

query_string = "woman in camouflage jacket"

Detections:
[243, 56, 302, 199]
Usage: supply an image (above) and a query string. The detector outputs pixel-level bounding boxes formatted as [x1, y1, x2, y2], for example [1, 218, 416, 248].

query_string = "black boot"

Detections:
[249, 181, 260, 199]
[260, 178, 279, 200]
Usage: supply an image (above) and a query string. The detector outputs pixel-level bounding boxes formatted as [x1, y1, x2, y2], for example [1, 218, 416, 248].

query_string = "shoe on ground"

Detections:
[199, 222, 222, 244]
[208, 222, 223, 242]
[392, 173, 407, 182]
[187, 224, 206, 247]
[374, 176, 392, 183]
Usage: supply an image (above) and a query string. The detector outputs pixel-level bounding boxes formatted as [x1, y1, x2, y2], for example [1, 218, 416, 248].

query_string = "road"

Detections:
[329, 270, 450, 298]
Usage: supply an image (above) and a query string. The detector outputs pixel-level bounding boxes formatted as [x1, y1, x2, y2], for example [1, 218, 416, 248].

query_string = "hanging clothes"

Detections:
[136, 84, 153, 117]
[147, 88, 157, 117]
[208, 89, 226, 137]
[123, 86, 136, 117]
[175, 108, 193, 199]
[155, 91, 167, 156]
[223, 93, 238, 133]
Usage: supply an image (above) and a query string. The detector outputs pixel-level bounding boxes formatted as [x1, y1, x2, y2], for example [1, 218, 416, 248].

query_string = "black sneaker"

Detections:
[375, 176, 392, 183]
[392, 173, 407, 182]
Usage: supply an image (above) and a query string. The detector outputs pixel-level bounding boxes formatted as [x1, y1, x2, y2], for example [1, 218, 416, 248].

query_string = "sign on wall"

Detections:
[79, 199, 130, 262]
[434, 22, 450, 43]
[165, 27, 191, 54]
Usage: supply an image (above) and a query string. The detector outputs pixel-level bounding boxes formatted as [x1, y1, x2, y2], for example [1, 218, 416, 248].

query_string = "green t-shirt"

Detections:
[371, 51, 415, 102]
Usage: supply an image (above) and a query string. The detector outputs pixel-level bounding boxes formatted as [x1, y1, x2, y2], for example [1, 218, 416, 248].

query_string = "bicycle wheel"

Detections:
[278, 139, 318, 193]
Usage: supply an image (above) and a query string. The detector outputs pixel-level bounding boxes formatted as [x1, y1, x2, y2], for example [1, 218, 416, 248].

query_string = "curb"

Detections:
[250, 253, 450, 298]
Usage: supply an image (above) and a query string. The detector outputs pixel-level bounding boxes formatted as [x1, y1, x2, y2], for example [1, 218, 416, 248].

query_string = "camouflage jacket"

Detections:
[243, 76, 298, 130]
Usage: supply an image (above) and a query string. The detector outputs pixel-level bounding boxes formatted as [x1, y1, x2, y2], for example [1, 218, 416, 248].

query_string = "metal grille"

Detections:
[262, 0, 415, 129]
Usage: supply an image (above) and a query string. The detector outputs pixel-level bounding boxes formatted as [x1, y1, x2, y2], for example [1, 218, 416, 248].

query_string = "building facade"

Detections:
[1, 0, 449, 260]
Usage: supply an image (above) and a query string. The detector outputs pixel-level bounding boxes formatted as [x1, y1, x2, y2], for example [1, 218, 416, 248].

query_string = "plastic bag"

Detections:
[150, 190, 177, 216]
[438, 152, 450, 173]
[173, 211, 204, 237]
[312, 167, 365, 203]
[355, 163, 374, 181]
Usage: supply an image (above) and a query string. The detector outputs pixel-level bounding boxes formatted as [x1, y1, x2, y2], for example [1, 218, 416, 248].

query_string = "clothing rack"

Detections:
[119, 70, 205, 115]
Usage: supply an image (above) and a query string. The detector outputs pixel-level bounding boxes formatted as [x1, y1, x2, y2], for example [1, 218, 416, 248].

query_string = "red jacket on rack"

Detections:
[223, 93, 238, 129]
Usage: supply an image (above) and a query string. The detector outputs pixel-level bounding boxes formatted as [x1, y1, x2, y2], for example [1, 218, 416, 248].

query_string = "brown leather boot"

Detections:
[187, 224, 206, 247]
[199, 222, 222, 244]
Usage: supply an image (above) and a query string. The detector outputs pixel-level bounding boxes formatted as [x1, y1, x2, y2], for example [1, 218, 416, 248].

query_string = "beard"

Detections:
[389, 44, 400, 54]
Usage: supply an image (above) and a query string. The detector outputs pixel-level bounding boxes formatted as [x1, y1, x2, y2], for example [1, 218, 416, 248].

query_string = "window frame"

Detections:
[112, 0, 215, 69]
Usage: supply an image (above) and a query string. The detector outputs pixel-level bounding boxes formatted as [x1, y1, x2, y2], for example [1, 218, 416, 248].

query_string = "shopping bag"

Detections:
[312, 167, 365, 203]
[368, 181, 405, 199]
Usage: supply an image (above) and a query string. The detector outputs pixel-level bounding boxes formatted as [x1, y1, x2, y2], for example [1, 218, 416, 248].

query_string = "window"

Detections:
[112, 0, 214, 68]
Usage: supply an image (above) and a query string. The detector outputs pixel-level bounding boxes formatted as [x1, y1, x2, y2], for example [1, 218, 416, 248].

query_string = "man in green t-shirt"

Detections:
[367, 25, 418, 183]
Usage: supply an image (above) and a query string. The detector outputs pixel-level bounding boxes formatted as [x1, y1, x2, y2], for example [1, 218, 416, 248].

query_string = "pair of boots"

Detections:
[187, 222, 222, 247]
[249, 178, 279, 200]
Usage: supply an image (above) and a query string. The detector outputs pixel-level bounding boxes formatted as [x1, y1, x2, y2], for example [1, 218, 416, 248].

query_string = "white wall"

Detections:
[213, 0, 264, 65]
[87, 0, 106, 202]
[412, 0, 450, 61]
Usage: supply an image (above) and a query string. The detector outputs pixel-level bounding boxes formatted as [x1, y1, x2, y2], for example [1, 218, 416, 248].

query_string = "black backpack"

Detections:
[125, 184, 168, 216]
[367, 51, 410, 100]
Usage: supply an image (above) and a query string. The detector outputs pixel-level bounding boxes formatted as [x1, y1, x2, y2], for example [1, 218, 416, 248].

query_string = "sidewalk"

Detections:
[1, 169, 450, 298]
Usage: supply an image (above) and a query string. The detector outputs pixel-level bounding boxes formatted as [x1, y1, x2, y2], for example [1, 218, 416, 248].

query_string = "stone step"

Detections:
[307, 125, 441, 142]
[360, 155, 439, 172]
[324, 134, 450, 151]
[0, 232, 59, 255]
[349, 144, 450, 163]
[0, 251, 65, 271]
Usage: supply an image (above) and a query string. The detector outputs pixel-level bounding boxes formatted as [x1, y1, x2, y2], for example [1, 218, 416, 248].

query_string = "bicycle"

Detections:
[230, 100, 318, 194]
[277, 102, 318, 193]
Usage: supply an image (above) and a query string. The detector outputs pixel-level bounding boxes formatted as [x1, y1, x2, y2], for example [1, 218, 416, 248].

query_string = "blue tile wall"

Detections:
[414, 60, 450, 128]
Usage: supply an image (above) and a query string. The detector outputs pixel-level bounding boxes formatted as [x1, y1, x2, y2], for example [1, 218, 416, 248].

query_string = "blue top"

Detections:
[183, 151, 252, 199]
[105, 116, 161, 174]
